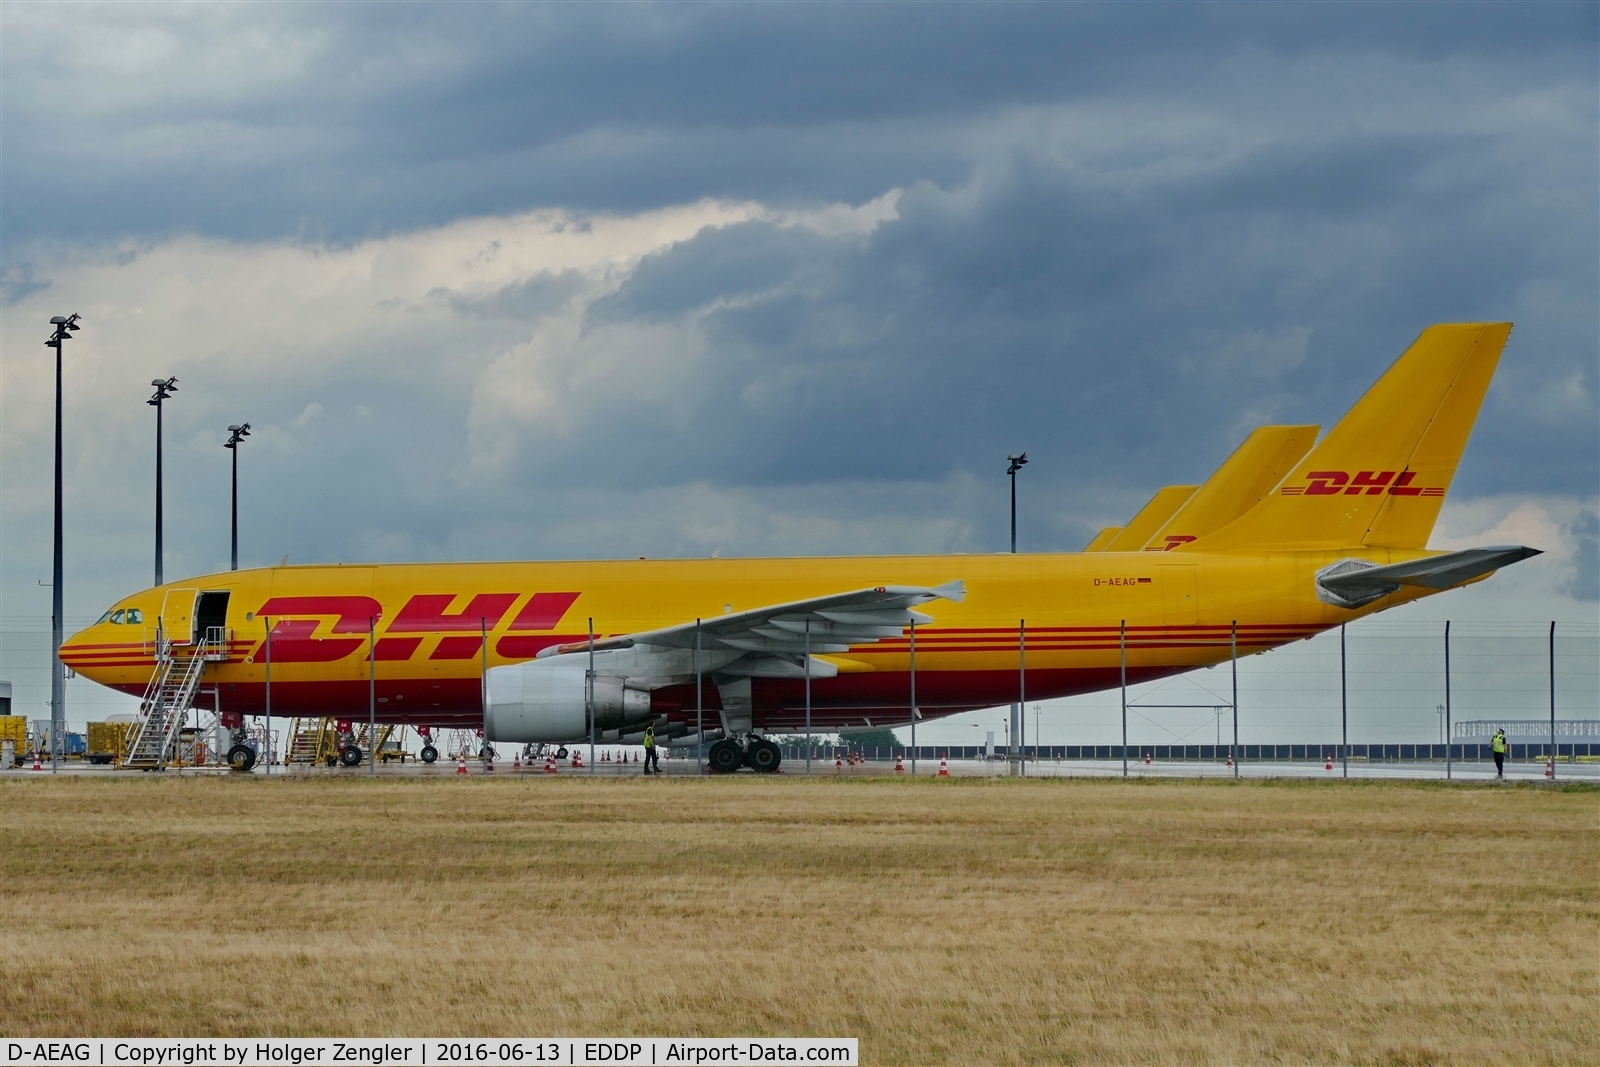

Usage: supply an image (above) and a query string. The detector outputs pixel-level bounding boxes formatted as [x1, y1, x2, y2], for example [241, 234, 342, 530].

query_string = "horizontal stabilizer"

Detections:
[1315, 545, 1541, 608]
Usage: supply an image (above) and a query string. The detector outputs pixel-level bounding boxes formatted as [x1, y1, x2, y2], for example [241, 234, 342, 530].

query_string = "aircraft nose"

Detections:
[59, 625, 95, 676]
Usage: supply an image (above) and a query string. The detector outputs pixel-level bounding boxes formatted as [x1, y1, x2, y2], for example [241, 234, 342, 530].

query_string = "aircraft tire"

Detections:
[420, 745, 438, 764]
[708, 738, 745, 774]
[226, 744, 257, 772]
[340, 745, 363, 768]
[745, 739, 782, 774]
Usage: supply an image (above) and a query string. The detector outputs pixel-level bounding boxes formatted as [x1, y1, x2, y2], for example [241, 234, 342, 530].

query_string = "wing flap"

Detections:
[535, 580, 965, 659]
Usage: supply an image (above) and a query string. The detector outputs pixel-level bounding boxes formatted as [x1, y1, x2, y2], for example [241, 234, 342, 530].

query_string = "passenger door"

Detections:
[160, 588, 201, 646]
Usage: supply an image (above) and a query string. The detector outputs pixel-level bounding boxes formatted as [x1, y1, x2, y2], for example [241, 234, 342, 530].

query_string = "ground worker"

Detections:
[643, 723, 660, 775]
[1492, 727, 1508, 779]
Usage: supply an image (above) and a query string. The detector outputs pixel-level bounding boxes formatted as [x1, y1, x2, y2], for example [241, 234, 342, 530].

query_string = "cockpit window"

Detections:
[110, 610, 126, 624]
[96, 610, 115, 624]
[125, 608, 143, 625]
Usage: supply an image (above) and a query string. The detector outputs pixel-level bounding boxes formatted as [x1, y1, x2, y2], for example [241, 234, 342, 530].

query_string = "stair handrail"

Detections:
[123, 631, 212, 769]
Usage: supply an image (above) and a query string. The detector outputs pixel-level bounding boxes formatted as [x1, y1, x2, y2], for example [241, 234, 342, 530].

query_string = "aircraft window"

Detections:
[125, 608, 143, 624]
[97, 610, 115, 624]
[110, 610, 126, 624]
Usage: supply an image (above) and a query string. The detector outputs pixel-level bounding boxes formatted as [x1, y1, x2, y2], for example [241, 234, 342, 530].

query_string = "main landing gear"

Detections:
[418, 725, 439, 764]
[707, 736, 782, 774]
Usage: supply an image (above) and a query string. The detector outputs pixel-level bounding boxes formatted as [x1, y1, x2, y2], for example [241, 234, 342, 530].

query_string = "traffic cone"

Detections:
[456, 755, 467, 775]
[32, 748, 42, 771]
[573, 750, 584, 769]
[1545, 758, 1554, 779]
[1144, 751, 1152, 766]
[1226, 752, 1234, 768]
[1325, 751, 1334, 771]
[937, 756, 949, 777]
[895, 755, 904, 773]
[545, 754, 557, 774]
[834, 754, 842, 773]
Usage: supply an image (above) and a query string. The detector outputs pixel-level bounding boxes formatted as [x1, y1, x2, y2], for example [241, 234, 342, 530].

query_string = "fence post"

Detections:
[1019, 618, 1026, 778]
[1549, 620, 1557, 780]
[1119, 619, 1127, 779]
[1231, 620, 1239, 778]
[1444, 621, 1451, 780]
[1340, 623, 1348, 779]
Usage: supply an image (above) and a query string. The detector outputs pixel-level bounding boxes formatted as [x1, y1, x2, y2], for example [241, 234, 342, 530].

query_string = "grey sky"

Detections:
[2, 2, 1595, 639]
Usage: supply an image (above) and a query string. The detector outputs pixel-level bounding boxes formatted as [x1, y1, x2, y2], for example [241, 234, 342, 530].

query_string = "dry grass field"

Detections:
[0, 774, 1593, 1065]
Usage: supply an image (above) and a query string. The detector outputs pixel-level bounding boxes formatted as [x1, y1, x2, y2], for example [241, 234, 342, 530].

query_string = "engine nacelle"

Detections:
[484, 661, 652, 743]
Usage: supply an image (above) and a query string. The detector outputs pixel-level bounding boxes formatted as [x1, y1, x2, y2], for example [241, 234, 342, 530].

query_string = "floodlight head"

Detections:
[1006, 452, 1029, 475]
[46, 313, 82, 346]
[148, 376, 179, 405]
[228, 425, 241, 432]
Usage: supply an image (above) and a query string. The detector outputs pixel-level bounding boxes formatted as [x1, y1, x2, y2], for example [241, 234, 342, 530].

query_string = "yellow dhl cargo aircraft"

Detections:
[64, 323, 1538, 772]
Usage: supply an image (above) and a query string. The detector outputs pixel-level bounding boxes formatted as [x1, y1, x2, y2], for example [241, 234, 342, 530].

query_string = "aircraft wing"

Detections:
[535, 581, 966, 658]
[1316, 545, 1540, 608]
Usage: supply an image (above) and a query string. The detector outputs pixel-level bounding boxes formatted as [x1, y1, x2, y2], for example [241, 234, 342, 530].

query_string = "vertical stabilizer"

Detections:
[1082, 527, 1123, 552]
[1198, 323, 1511, 551]
[1150, 425, 1318, 550]
[1102, 486, 1197, 551]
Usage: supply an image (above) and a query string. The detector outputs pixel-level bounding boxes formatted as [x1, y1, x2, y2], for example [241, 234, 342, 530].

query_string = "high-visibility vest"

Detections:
[1492, 734, 1506, 753]
[643, 728, 655, 749]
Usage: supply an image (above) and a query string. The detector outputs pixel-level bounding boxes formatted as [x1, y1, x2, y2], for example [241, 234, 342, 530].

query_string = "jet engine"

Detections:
[484, 661, 652, 743]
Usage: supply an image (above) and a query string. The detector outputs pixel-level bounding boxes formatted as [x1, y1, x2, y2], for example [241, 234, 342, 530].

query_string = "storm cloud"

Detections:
[2, 2, 1595, 632]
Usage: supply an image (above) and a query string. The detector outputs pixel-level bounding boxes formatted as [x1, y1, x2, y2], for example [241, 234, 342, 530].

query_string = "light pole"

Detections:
[46, 314, 81, 773]
[224, 423, 251, 570]
[148, 377, 179, 586]
[1006, 453, 1028, 553]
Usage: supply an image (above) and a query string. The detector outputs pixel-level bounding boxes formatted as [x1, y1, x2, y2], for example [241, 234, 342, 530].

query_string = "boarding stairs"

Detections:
[355, 723, 405, 762]
[122, 629, 221, 769]
[287, 718, 340, 765]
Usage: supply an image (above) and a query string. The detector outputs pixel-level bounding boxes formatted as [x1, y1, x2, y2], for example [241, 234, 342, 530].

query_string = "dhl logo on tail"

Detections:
[1279, 471, 1444, 497]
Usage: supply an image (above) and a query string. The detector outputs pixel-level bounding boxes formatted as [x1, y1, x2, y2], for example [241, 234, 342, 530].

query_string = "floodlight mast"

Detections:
[1006, 452, 1028, 770]
[1006, 453, 1028, 554]
[148, 377, 179, 586]
[45, 314, 81, 773]
[224, 423, 252, 569]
